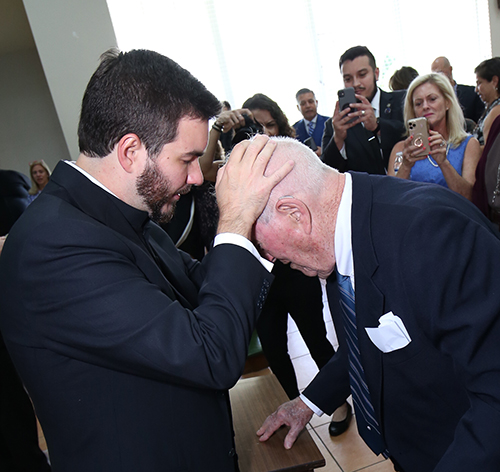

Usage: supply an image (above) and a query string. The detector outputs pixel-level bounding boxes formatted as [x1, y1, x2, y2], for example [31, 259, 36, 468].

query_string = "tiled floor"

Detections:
[281, 282, 395, 472]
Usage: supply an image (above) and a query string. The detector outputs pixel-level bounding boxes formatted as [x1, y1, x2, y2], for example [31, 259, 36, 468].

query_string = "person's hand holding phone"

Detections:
[332, 101, 359, 151]
[427, 130, 448, 166]
[348, 94, 378, 132]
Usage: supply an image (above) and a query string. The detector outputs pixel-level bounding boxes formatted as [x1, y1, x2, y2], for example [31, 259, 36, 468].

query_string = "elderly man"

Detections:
[293, 88, 329, 157]
[249, 137, 500, 472]
[322, 46, 405, 175]
[0, 49, 291, 472]
[431, 56, 485, 124]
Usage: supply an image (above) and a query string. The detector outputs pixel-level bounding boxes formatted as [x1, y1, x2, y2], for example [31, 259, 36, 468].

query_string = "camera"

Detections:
[231, 114, 263, 146]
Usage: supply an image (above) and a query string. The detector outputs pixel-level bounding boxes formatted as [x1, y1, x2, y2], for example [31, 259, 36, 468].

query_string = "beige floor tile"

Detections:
[291, 354, 319, 391]
[287, 328, 310, 359]
[325, 320, 339, 350]
[308, 396, 353, 429]
[359, 460, 396, 472]
[308, 428, 343, 472]
[313, 418, 386, 472]
[287, 315, 299, 334]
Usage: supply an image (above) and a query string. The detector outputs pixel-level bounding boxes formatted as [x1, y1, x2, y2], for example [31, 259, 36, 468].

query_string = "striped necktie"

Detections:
[307, 120, 315, 136]
[336, 272, 389, 457]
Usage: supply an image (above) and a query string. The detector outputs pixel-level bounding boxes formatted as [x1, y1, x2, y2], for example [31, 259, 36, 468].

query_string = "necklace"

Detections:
[427, 143, 450, 167]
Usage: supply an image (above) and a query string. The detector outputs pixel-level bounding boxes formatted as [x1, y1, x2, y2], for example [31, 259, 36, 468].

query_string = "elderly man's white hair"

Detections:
[258, 136, 332, 224]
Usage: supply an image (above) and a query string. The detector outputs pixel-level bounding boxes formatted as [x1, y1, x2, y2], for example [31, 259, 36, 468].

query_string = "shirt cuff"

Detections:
[214, 233, 274, 272]
[300, 393, 324, 417]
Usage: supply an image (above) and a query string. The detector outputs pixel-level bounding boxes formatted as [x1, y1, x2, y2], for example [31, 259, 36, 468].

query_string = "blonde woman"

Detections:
[388, 73, 481, 200]
[27, 160, 51, 203]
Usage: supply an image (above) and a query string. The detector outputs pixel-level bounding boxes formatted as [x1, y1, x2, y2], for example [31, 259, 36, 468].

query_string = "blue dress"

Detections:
[410, 135, 472, 188]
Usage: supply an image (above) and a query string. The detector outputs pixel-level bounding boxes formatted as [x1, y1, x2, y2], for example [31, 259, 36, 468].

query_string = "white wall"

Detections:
[0, 48, 70, 174]
[490, 0, 500, 56]
[23, 0, 118, 161]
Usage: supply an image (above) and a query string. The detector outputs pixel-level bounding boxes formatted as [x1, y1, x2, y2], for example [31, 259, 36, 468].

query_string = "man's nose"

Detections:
[187, 159, 204, 186]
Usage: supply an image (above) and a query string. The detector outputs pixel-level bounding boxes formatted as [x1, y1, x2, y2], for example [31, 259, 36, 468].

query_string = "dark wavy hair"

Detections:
[474, 57, 500, 82]
[242, 93, 295, 138]
[339, 46, 376, 71]
[78, 49, 221, 158]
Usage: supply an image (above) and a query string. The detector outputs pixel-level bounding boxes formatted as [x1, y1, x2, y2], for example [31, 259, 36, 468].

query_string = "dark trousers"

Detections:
[257, 262, 335, 399]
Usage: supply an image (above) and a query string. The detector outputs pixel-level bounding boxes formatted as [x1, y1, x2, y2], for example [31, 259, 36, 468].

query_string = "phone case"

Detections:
[338, 87, 357, 113]
[408, 117, 429, 157]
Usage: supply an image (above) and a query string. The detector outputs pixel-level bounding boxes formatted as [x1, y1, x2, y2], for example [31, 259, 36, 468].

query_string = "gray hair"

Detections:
[258, 137, 331, 224]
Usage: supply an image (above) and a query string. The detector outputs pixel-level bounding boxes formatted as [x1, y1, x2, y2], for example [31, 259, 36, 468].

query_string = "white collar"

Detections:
[334, 173, 354, 280]
[304, 115, 318, 127]
[371, 88, 381, 119]
[64, 160, 118, 198]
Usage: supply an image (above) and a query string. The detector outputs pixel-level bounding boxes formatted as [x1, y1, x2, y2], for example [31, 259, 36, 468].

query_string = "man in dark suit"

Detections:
[431, 56, 485, 124]
[0, 170, 51, 472]
[322, 46, 405, 175]
[293, 88, 329, 157]
[0, 49, 291, 472]
[250, 138, 500, 471]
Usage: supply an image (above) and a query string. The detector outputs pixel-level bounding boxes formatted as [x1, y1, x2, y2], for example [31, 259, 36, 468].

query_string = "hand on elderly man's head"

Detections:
[215, 135, 294, 240]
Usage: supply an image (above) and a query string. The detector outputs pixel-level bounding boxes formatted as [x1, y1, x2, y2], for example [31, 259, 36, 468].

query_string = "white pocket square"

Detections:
[365, 312, 411, 353]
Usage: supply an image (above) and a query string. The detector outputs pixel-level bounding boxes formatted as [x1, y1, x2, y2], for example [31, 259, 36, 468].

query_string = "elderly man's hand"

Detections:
[215, 135, 294, 239]
[256, 397, 314, 449]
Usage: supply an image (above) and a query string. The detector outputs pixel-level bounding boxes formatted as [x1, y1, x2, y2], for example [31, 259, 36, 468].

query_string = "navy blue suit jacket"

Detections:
[303, 172, 500, 471]
[321, 89, 405, 174]
[0, 162, 273, 472]
[293, 114, 329, 147]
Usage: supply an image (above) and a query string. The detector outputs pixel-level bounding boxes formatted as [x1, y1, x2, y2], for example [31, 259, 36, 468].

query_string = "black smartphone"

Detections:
[304, 136, 317, 151]
[338, 87, 359, 123]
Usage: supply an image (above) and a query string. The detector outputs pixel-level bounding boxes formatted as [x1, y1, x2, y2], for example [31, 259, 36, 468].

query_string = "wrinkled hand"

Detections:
[214, 108, 253, 133]
[215, 135, 294, 239]
[348, 94, 377, 132]
[256, 397, 313, 449]
[427, 130, 448, 165]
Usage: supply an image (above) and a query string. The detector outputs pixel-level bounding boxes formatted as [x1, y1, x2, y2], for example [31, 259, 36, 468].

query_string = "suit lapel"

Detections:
[349, 172, 385, 417]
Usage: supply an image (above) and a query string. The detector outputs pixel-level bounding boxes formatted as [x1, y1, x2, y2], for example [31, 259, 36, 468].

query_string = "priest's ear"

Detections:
[116, 133, 146, 174]
[275, 197, 312, 235]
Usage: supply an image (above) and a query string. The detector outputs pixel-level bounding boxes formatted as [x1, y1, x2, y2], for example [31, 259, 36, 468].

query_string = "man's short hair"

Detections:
[78, 49, 221, 159]
[295, 88, 315, 101]
[339, 46, 377, 71]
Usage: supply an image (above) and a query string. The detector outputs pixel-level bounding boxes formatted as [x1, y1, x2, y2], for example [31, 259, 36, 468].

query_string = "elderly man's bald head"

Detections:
[252, 137, 341, 278]
[431, 57, 454, 84]
[257, 137, 332, 223]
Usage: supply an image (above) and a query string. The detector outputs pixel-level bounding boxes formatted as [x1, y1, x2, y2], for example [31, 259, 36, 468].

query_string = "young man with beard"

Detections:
[322, 46, 405, 175]
[0, 49, 292, 472]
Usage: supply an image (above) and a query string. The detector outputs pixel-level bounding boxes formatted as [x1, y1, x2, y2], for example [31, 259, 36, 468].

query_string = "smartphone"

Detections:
[304, 136, 318, 151]
[407, 117, 429, 157]
[338, 87, 359, 123]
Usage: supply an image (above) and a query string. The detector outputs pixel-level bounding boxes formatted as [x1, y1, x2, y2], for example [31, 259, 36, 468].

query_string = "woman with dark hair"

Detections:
[474, 57, 500, 147]
[389, 66, 419, 91]
[242, 93, 296, 138]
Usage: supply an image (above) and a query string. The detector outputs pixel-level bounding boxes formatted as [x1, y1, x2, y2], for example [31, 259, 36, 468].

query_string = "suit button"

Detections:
[228, 448, 236, 457]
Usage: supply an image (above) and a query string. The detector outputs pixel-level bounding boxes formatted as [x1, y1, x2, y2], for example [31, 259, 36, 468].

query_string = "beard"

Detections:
[136, 158, 190, 225]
